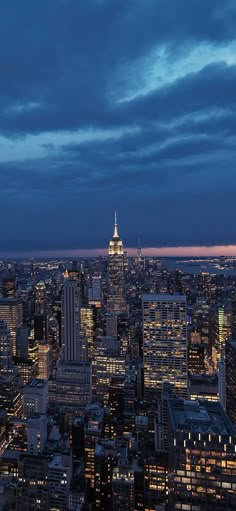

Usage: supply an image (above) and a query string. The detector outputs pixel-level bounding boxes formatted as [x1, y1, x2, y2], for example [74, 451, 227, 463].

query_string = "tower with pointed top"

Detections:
[107, 212, 126, 313]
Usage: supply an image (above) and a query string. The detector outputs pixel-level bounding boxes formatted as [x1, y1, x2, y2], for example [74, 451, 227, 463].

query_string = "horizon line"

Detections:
[2, 244, 236, 258]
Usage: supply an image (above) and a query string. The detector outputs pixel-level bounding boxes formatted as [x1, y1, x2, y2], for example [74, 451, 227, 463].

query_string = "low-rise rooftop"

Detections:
[168, 399, 236, 435]
[143, 293, 186, 302]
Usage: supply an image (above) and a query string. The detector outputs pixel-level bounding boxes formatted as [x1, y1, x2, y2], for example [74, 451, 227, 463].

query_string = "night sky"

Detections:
[1, 0, 236, 255]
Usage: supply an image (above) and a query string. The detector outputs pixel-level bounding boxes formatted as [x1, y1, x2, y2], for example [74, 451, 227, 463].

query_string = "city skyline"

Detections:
[4, 244, 236, 259]
[0, 1, 236, 252]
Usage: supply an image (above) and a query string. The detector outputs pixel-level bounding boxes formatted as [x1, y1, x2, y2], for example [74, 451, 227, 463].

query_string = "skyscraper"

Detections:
[61, 278, 81, 362]
[38, 342, 50, 379]
[107, 211, 126, 313]
[143, 294, 188, 399]
[49, 277, 91, 418]
[0, 320, 13, 375]
[91, 276, 101, 302]
[212, 303, 232, 368]
[1, 273, 16, 298]
[226, 339, 236, 426]
[168, 399, 236, 510]
[35, 281, 47, 316]
[0, 298, 23, 356]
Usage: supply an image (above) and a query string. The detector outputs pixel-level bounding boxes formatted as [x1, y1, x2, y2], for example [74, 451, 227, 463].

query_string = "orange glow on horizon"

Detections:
[3, 245, 236, 258]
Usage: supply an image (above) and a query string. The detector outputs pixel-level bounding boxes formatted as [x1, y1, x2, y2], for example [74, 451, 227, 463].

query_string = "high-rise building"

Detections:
[48, 361, 92, 415]
[35, 281, 47, 316]
[38, 342, 50, 380]
[106, 313, 118, 338]
[23, 379, 48, 418]
[0, 298, 23, 356]
[61, 278, 81, 362]
[27, 414, 47, 455]
[84, 403, 104, 494]
[34, 314, 45, 342]
[93, 346, 126, 404]
[0, 320, 13, 375]
[48, 454, 72, 511]
[17, 454, 49, 511]
[168, 398, 236, 510]
[107, 211, 126, 313]
[80, 306, 95, 360]
[213, 303, 232, 367]
[226, 339, 236, 426]
[0, 320, 22, 419]
[89, 276, 101, 303]
[137, 238, 142, 261]
[112, 464, 135, 511]
[219, 354, 226, 410]
[0, 373, 22, 418]
[143, 294, 188, 399]
[1, 273, 16, 298]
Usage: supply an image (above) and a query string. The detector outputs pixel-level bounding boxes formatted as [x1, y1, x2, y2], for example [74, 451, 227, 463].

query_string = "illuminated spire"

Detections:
[113, 210, 119, 238]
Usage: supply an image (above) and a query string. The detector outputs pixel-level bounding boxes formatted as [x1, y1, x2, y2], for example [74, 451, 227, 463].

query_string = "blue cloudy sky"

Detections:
[0, 0, 236, 254]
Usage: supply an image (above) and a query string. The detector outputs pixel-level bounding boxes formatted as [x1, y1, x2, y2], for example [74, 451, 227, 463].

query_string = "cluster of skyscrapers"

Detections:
[0, 214, 234, 509]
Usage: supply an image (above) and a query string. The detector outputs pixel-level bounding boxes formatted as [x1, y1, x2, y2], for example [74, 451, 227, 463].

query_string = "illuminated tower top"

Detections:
[108, 211, 124, 255]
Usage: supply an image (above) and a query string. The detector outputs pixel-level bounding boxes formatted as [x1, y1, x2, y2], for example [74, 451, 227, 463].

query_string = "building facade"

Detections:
[143, 294, 188, 399]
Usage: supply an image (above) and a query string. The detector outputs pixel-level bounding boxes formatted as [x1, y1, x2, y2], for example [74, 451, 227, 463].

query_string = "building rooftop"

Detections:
[49, 454, 71, 469]
[0, 298, 21, 305]
[143, 293, 186, 302]
[168, 399, 236, 435]
[189, 373, 218, 388]
[26, 379, 48, 388]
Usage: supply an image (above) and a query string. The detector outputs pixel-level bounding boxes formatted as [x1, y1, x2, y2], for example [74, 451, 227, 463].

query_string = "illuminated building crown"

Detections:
[108, 210, 124, 255]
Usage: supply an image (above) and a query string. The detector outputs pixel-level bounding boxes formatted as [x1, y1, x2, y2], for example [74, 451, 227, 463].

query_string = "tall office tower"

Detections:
[107, 211, 126, 313]
[67, 263, 87, 306]
[50, 279, 91, 424]
[0, 323, 22, 419]
[24, 379, 48, 418]
[219, 344, 226, 409]
[143, 294, 188, 399]
[91, 276, 101, 302]
[34, 314, 45, 341]
[16, 325, 30, 359]
[0, 320, 12, 375]
[61, 278, 81, 362]
[34, 281, 47, 343]
[84, 403, 104, 495]
[49, 361, 92, 416]
[27, 414, 47, 455]
[231, 296, 236, 338]
[137, 238, 142, 260]
[0, 298, 23, 356]
[1, 273, 16, 298]
[38, 342, 50, 379]
[48, 454, 72, 511]
[144, 453, 168, 510]
[35, 281, 46, 316]
[47, 315, 60, 368]
[112, 465, 135, 511]
[17, 454, 49, 511]
[106, 313, 118, 338]
[188, 333, 205, 374]
[213, 303, 232, 367]
[80, 306, 95, 360]
[93, 340, 125, 404]
[226, 339, 236, 426]
[168, 399, 236, 510]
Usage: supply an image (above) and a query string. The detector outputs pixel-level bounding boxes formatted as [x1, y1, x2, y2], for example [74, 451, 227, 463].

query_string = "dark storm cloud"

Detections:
[0, 0, 236, 251]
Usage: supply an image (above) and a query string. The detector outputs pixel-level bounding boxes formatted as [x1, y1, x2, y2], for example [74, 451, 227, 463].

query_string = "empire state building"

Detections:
[107, 212, 126, 313]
